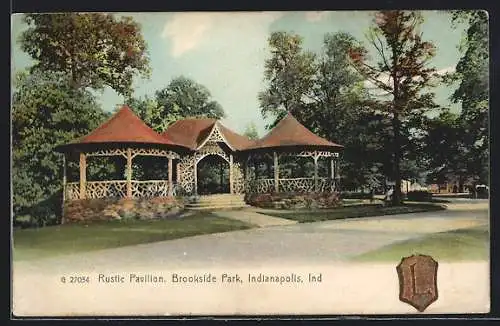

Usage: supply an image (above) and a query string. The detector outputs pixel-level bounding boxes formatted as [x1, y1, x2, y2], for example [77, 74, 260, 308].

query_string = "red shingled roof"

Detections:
[56, 107, 342, 153]
[245, 112, 343, 150]
[69, 105, 178, 146]
[162, 119, 254, 151]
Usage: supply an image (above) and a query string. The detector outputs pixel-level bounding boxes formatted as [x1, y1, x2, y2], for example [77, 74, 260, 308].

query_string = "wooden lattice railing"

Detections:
[246, 178, 276, 194]
[65, 180, 177, 200]
[131, 180, 169, 198]
[246, 178, 337, 194]
[86, 180, 127, 199]
[65, 182, 80, 200]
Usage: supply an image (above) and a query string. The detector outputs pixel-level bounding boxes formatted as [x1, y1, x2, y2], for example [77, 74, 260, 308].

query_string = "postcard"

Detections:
[11, 10, 490, 316]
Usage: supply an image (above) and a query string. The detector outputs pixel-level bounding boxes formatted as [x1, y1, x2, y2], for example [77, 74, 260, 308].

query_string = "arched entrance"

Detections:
[196, 154, 230, 195]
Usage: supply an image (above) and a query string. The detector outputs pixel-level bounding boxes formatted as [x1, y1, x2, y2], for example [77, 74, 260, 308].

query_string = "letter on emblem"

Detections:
[396, 254, 438, 312]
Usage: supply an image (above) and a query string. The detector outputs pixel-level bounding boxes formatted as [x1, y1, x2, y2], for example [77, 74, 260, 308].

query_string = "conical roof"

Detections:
[245, 112, 343, 150]
[56, 105, 181, 151]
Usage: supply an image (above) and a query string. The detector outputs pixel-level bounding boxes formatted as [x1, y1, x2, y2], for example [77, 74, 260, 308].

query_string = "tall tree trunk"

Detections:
[392, 112, 403, 205]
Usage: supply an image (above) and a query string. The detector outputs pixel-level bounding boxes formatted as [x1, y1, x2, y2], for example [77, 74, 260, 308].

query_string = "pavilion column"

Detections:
[168, 157, 173, 196]
[62, 154, 67, 202]
[79, 152, 86, 199]
[330, 156, 335, 179]
[220, 161, 224, 192]
[334, 157, 340, 191]
[273, 151, 279, 193]
[126, 148, 132, 198]
[313, 155, 319, 192]
[193, 157, 198, 196]
[229, 154, 234, 194]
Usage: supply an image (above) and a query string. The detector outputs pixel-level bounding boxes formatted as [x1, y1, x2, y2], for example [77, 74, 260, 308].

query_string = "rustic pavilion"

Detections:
[55, 105, 344, 202]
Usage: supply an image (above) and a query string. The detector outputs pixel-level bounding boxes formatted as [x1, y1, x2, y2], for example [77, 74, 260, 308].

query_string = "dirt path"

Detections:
[212, 210, 297, 227]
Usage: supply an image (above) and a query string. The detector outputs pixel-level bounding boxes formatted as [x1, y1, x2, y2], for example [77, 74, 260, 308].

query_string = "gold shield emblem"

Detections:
[396, 254, 438, 312]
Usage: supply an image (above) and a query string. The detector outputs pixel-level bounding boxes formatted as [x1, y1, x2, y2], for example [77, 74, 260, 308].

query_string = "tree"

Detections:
[127, 76, 225, 132]
[448, 11, 489, 185]
[12, 70, 108, 226]
[348, 11, 439, 204]
[19, 13, 151, 96]
[258, 31, 316, 128]
[424, 110, 467, 188]
[243, 122, 259, 140]
[312, 32, 390, 191]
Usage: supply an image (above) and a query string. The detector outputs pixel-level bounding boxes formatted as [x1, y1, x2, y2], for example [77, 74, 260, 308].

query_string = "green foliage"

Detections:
[447, 11, 489, 184]
[258, 31, 316, 127]
[243, 122, 259, 140]
[19, 13, 151, 96]
[127, 76, 225, 132]
[156, 76, 225, 120]
[424, 110, 467, 186]
[12, 70, 108, 225]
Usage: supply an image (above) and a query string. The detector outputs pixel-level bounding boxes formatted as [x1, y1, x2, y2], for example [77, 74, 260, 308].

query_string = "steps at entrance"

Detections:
[185, 194, 249, 210]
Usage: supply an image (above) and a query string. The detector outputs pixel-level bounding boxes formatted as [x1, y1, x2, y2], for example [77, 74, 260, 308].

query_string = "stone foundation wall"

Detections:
[62, 197, 185, 224]
[245, 192, 341, 210]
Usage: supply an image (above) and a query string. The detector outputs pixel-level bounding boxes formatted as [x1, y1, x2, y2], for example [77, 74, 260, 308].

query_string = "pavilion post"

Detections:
[334, 157, 340, 191]
[193, 157, 198, 196]
[220, 160, 224, 192]
[229, 154, 234, 194]
[273, 151, 279, 193]
[62, 154, 67, 202]
[168, 157, 173, 196]
[330, 156, 334, 179]
[79, 152, 86, 199]
[126, 148, 132, 198]
[313, 155, 319, 192]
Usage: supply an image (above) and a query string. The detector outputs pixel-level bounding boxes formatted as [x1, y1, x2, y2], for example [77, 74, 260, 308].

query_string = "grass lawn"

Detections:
[13, 212, 253, 261]
[351, 224, 489, 262]
[260, 203, 445, 223]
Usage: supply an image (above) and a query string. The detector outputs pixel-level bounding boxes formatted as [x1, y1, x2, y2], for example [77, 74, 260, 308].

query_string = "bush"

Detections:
[340, 191, 373, 200]
[406, 190, 432, 202]
[245, 192, 341, 209]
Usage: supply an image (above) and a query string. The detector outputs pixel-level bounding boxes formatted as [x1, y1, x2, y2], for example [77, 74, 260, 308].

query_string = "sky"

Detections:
[11, 11, 470, 136]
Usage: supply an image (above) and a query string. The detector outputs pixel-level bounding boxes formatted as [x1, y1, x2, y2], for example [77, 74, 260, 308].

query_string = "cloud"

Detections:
[161, 12, 284, 58]
[305, 11, 329, 22]
[161, 13, 215, 57]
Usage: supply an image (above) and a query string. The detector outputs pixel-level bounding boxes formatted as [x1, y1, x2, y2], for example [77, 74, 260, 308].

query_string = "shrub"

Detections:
[245, 192, 341, 209]
[340, 191, 373, 200]
[406, 190, 432, 202]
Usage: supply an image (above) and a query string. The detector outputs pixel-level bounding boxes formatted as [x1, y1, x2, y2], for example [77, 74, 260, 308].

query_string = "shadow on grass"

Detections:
[260, 203, 446, 223]
[350, 224, 489, 263]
